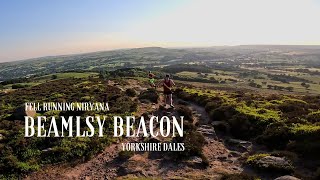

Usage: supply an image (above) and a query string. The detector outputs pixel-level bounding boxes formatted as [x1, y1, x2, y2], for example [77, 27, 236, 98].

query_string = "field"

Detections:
[1, 45, 319, 94]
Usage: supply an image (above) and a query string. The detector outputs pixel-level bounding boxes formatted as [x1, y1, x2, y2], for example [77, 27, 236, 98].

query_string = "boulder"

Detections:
[226, 138, 252, 152]
[197, 125, 217, 138]
[274, 175, 300, 180]
[249, 155, 294, 173]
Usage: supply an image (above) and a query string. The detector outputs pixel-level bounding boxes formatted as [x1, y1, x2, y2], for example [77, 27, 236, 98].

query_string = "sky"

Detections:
[0, 0, 320, 62]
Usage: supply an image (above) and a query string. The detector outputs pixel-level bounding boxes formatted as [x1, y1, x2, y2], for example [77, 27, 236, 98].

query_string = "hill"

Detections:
[0, 74, 320, 179]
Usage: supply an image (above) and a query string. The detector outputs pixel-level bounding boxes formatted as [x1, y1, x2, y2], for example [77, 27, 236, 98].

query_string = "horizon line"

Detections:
[1, 44, 320, 64]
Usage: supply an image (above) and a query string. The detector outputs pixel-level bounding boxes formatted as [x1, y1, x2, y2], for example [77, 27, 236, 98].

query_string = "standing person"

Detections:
[158, 74, 175, 108]
[148, 71, 156, 88]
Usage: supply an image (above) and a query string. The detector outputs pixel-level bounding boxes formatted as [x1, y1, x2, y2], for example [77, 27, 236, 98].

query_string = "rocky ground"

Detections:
[25, 79, 301, 180]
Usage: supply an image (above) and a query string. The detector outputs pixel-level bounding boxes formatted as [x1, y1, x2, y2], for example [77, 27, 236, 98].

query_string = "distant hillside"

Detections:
[1, 46, 320, 81]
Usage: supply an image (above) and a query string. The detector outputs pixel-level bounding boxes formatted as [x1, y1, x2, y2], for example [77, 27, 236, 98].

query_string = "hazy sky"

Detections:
[1, 0, 320, 62]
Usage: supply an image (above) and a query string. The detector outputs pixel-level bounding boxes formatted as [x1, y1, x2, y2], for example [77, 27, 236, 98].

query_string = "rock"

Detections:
[197, 125, 217, 137]
[249, 155, 294, 173]
[199, 125, 212, 129]
[231, 166, 242, 171]
[42, 148, 53, 152]
[227, 138, 252, 146]
[226, 138, 252, 151]
[211, 121, 230, 133]
[118, 155, 150, 175]
[187, 156, 203, 164]
[228, 151, 242, 157]
[274, 175, 301, 180]
[13, 104, 36, 120]
[115, 86, 124, 91]
[217, 155, 228, 161]
[185, 156, 205, 167]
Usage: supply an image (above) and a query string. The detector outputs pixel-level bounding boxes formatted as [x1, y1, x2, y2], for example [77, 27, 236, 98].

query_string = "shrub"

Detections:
[193, 95, 210, 106]
[256, 122, 291, 149]
[172, 131, 206, 159]
[228, 113, 255, 139]
[287, 140, 320, 158]
[118, 151, 135, 160]
[208, 105, 237, 122]
[176, 105, 193, 122]
[138, 89, 159, 103]
[183, 121, 197, 131]
[204, 99, 223, 112]
[12, 84, 28, 89]
[125, 88, 137, 97]
[306, 110, 320, 123]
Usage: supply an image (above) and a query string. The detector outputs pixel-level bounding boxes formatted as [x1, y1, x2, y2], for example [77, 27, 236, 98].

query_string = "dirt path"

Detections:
[26, 79, 250, 180]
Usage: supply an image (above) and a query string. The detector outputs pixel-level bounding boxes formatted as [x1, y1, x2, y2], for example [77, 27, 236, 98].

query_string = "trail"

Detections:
[26, 79, 252, 180]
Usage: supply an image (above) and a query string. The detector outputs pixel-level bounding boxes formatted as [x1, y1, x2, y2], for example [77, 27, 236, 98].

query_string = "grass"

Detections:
[289, 124, 320, 134]
[35, 72, 98, 81]
[246, 153, 270, 164]
[2, 72, 98, 90]
[176, 71, 239, 82]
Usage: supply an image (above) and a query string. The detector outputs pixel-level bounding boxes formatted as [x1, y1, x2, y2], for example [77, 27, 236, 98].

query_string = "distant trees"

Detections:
[268, 74, 311, 83]
[12, 84, 28, 89]
[285, 87, 294, 92]
[248, 81, 262, 88]
[301, 82, 310, 89]
[162, 64, 212, 74]
[267, 85, 294, 92]
[0, 78, 29, 85]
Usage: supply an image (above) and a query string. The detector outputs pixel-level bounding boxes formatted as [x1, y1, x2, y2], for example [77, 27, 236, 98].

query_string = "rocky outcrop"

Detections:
[247, 155, 294, 173]
[225, 138, 252, 152]
[197, 125, 217, 139]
